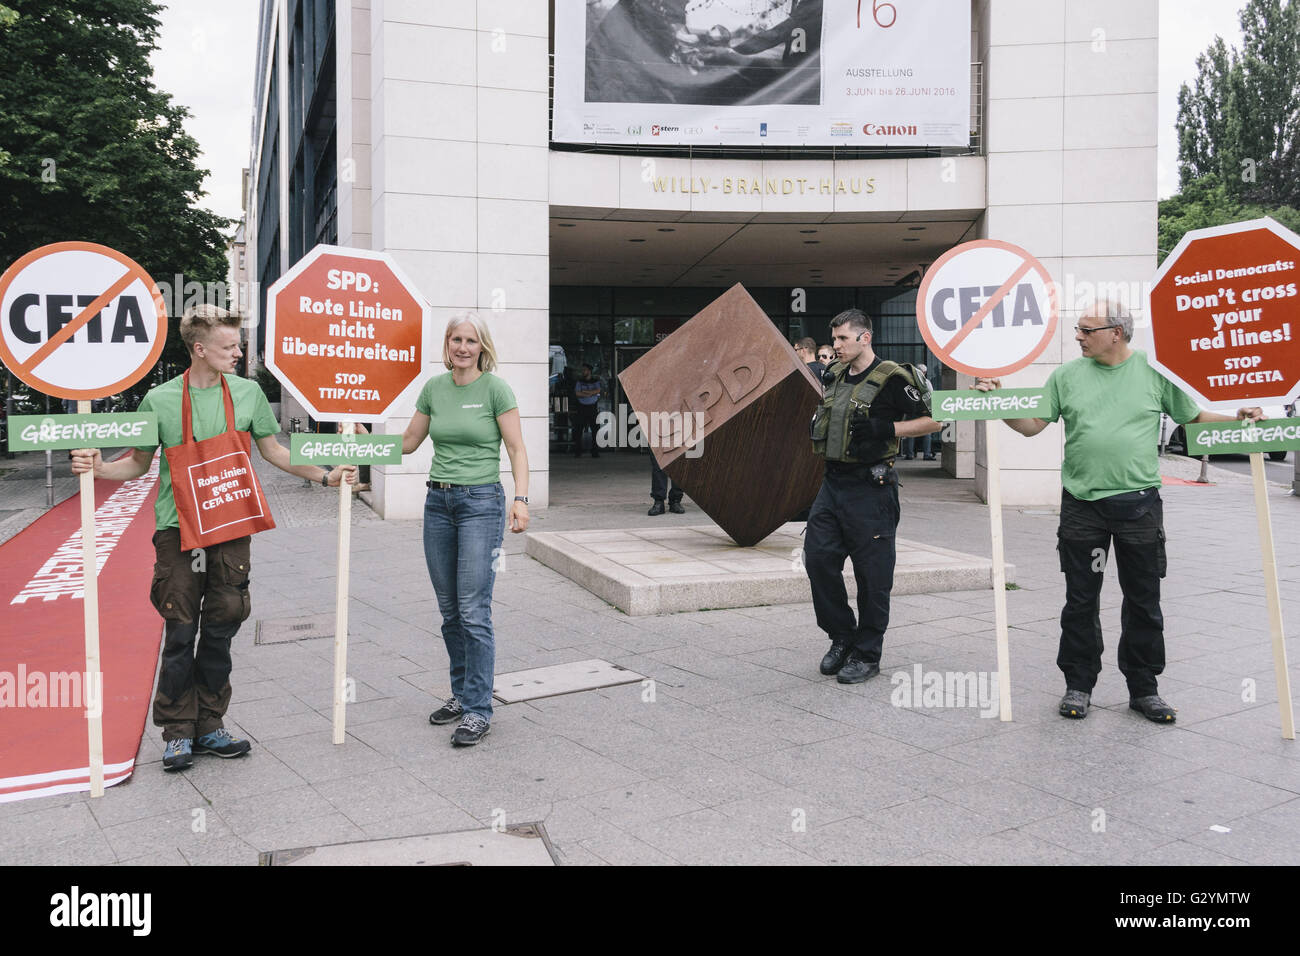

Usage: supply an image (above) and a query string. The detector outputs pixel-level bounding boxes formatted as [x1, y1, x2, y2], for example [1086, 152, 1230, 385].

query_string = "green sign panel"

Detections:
[7, 413, 158, 451]
[932, 388, 1048, 421]
[1185, 419, 1300, 455]
[290, 433, 403, 465]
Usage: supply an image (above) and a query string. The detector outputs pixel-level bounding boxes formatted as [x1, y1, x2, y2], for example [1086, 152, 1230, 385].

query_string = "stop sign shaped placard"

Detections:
[0, 241, 167, 400]
[1148, 218, 1300, 410]
[266, 245, 429, 422]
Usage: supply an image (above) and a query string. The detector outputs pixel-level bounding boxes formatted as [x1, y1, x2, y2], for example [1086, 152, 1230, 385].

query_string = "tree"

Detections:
[1176, 0, 1300, 207]
[1157, 173, 1300, 259]
[0, 0, 231, 392]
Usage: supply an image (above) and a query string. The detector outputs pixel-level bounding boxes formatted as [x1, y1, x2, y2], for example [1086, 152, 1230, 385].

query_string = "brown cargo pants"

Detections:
[149, 528, 252, 741]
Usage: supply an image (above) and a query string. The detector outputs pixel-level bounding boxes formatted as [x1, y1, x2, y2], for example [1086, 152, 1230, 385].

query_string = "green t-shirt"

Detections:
[135, 373, 280, 529]
[415, 372, 518, 484]
[1040, 350, 1200, 500]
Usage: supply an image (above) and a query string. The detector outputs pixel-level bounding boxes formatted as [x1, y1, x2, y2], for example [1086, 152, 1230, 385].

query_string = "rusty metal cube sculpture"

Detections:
[618, 284, 824, 547]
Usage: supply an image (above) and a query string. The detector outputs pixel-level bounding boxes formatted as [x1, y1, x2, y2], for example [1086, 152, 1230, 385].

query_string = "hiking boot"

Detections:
[193, 729, 252, 758]
[647, 500, 665, 516]
[668, 500, 685, 514]
[1130, 695, 1177, 724]
[1059, 689, 1090, 719]
[451, 713, 491, 747]
[428, 697, 464, 725]
[837, 654, 880, 684]
[162, 738, 193, 772]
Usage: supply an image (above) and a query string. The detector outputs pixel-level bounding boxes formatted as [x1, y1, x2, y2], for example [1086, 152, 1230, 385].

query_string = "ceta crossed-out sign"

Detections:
[1147, 217, 1300, 411]
[265, 245, 429, 422]
[0, 241, 167, 400]
[916, 239, 1059, 378]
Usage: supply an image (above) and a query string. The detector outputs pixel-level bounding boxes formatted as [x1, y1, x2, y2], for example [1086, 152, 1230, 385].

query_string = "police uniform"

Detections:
[805, 358, 931, 667]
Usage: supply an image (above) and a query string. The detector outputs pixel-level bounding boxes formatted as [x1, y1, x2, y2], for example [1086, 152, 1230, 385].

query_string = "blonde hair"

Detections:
[180, 304, 241, 352]
[442, 312, 498, 373]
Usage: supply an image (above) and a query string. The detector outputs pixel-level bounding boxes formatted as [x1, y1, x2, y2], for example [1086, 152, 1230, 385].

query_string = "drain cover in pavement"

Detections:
[259, 823, 555, 866]
[254, 613, 335, 645]
[492, 658, 644, 703]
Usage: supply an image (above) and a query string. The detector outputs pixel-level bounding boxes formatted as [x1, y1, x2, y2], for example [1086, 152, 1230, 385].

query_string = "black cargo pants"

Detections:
[149, 528, 252, 741]
[804, 469, 900, 662]
[1056, 489, 1167, 697]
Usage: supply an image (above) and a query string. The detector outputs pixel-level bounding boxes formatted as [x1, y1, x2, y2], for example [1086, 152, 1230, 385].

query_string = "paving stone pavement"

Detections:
[2, 444, 1297, 865]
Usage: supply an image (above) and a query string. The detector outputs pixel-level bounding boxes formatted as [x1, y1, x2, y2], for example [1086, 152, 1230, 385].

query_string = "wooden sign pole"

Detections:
[77, 399, 106, 796]
[1249, 452, 1295, 739]
[332, 421, 354, 745]
[984, 420, 1013, 722]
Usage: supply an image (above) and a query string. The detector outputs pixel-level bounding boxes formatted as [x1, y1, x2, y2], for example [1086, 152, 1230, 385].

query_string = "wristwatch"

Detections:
[320, 472, 330, 487]
[514, 496, 528, 504]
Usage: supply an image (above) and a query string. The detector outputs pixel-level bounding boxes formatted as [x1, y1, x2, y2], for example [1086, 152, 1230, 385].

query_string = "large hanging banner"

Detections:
[553, 0, 971, 148]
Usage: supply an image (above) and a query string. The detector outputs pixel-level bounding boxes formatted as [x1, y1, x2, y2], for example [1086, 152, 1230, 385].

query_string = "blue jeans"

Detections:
[422, 482, 506, 720]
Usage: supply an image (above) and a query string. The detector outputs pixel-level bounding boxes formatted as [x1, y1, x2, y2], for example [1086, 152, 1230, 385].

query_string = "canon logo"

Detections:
[862, 123, 918, 136]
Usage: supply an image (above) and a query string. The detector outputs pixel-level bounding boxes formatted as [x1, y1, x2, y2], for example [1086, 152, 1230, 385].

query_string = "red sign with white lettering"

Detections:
[1147, 218, 1300, 410]
[265, 245, 429, 422]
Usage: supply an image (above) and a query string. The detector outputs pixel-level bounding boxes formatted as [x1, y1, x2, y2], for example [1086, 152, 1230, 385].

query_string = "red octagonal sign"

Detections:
[1148, 218, 1300, 411]
[266, 245, 430, 422]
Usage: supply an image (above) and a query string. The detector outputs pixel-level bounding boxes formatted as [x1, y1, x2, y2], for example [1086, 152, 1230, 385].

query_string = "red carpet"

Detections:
[0, 455, 162, 802]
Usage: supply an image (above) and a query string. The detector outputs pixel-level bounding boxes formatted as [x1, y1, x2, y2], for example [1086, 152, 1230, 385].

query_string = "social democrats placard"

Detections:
[289, 433, 403, 465]
[931, 389, 1047, 421]
[8, 412, 158, 451]
[1184, 419, 1300, 456]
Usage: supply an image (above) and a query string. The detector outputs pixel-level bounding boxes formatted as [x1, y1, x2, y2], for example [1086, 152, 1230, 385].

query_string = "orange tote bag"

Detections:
[165, 370, 276, 550]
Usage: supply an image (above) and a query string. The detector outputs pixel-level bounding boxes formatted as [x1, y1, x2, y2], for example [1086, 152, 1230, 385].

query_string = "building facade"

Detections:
[247, 0, 1160, 518]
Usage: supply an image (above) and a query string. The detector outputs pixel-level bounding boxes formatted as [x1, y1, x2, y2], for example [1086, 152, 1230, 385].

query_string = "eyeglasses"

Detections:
[1074, 324, 1120, 335]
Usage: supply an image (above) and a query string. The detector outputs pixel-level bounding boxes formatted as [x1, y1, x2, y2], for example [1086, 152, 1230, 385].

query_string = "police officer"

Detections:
[805, 309, 941, 682]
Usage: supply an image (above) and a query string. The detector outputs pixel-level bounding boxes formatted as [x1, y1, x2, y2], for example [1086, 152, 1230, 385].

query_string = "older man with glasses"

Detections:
[976, 301, 1262, 724]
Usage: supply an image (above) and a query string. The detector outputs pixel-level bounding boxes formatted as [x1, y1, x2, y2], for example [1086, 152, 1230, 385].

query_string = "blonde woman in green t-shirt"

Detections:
[401, 313, 530, 746]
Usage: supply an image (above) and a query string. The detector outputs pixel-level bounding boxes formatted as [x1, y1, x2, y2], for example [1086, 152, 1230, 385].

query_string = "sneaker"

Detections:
[668, 500, 685, 514]
[836, 654, 880, 684]
[162, 738, 193, 772]
[193, 729, 252, 758]
[428, 697, 464, 725]
[1059, 689, 1090, 719]
[1130, 695, 1177, 724]
[451, 713, 491, 747]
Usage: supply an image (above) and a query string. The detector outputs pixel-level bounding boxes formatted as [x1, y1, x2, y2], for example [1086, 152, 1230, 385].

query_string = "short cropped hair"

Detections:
[180, 304, 241, 352]
[1091, 300, 1134, 342]
[795, 337, 817, 352]
[442, 311, 499, 373]
[829, 308, 872, 335]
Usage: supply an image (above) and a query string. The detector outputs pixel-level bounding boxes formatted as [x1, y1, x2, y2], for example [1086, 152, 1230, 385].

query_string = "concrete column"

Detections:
[976, 0, 1158, 507]
[365, 0, 551, 518]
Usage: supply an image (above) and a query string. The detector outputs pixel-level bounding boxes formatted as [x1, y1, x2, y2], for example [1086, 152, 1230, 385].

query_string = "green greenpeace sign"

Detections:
[8, 413, 158, 451]
[932, 388, 1048, 421]
[290, 433, 403, 465]
[1185, 419, 1300, 455]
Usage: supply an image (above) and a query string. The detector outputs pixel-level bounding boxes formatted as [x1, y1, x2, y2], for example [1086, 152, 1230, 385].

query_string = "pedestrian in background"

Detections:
[573, 364, 602, 457]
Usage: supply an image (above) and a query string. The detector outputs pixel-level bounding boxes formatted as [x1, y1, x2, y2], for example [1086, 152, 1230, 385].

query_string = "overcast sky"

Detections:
[150, 1, 259, 227]
[149, 0, 1248, 224]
